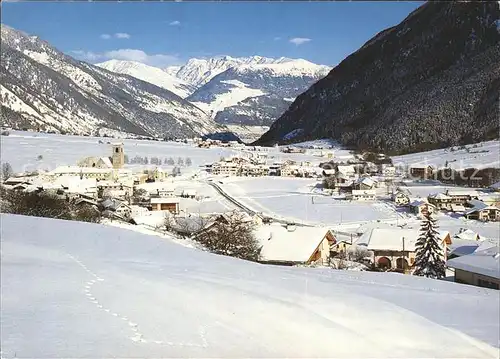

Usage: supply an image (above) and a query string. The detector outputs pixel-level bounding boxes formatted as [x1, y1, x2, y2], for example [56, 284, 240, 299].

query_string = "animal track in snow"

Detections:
[67, 254, 209, 348]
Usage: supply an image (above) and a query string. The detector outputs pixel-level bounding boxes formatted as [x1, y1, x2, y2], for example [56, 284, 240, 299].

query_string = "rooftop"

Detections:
[255, 224, 330, 263]
[447, 246, 500, 279]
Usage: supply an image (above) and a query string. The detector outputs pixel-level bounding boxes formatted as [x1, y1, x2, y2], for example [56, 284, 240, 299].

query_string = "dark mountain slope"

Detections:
[255, 2, 500, 154]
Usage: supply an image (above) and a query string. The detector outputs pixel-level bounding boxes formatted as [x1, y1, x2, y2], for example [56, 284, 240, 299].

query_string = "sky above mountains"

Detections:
[2, 1, 423, 68]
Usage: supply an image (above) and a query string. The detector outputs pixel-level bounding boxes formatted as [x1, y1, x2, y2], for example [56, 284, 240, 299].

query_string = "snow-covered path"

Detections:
[1, 214, 499, 358]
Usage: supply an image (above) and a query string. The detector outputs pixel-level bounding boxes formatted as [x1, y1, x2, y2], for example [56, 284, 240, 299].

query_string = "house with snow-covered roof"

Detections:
[428, 192, 453, 210]
[354, 228, 450, 272]
[463, 201, 500, 222]
[447, 246, 500, 290]
[408, 199, 436, 217]
[353, 176, 377, 191]
[255, 224, 335, 266]
[392, 189, 411, 206]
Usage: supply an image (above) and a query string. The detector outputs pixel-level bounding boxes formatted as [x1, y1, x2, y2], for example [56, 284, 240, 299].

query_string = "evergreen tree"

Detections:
[413, 208, 446, 279]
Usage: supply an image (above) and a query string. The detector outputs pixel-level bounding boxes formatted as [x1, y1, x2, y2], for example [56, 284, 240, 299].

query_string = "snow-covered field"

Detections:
[1, 214, 498, 358]
[0, 131, 238, 173]
[219, 177, 398, 225]
[392, 140, 500, 170]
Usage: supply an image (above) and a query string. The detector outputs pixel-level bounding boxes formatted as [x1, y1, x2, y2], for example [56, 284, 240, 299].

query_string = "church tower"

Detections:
[111, 143, 124, 169]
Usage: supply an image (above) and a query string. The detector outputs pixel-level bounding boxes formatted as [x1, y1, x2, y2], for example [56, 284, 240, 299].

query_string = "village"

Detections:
[2, 138, 499, 291]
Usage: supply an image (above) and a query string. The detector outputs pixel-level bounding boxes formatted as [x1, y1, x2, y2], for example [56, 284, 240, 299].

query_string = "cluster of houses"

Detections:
[321, 163, 397, 201]
[392, 185, 500, 222]
[1, 143, 197, 222]
[204, 155, 323, 178]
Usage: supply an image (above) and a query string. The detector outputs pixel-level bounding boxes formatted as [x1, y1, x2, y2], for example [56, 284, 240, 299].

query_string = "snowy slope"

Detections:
[191, 79, 267, 118]
[0, 25, 226, 138]
[96, 60, 196, 98]
[391, 140, 500, 170]
[187, 58, 331, 130]
[165, 55, 292, 87]
[1, 214, 499, 358]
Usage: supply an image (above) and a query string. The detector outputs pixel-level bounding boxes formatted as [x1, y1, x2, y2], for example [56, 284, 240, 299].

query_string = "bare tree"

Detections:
[171, 166, 181, 177]
[167, 157, 175, 166]
[185, 157, 192, 167]
[144, 156, 149, 165]
[1, 162, 13, 180]
[132, 188, 148, 203]
[194, 214, 261, 261]
[177, 157, 184, 166]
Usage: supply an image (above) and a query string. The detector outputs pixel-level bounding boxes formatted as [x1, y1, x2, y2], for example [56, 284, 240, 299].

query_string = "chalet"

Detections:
[393, 189, 411, 206]
[409, 165, 434, 179]
[355, 228, 450, 272]
[349, 189, 376, 201]
[428, 193, 453, 210]
[97, 180, 133, 197]
[445, 190, 481, 205]
[255, 224, 335, 266]
[100, 198, 131, 218]
[408, 200, 436, 217]
[144, 167, 167, 181]
[241, 164, 270, 177]
[464, 201, 500, 222]
[353, 176, 377, 190]
[150, 197, 180, 214]
[447, 246, 500, 290]
[211, 162, 238, 176]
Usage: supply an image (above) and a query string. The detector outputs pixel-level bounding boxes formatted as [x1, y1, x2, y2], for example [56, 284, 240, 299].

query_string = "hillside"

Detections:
[164, 55, 292, 87]
[0, 25, 227, 138]
[255, 2, 500, 154]
[1, 214, 498, 357]
[96, 59, 196, 98]
[188, 59, 331, 128]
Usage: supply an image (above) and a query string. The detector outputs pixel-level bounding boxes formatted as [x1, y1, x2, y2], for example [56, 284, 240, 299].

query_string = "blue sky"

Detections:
[2, 1, 423, 68]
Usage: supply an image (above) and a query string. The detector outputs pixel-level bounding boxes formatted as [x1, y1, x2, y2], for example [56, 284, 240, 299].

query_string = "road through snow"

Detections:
[1, 214, 499, 358]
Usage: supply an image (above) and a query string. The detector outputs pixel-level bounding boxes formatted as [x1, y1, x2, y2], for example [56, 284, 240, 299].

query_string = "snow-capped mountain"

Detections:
[165, 55, 292, 88]
[186, 59, 331, 128]
[0, 25, 227, 138]
[96, 60, 196, 98]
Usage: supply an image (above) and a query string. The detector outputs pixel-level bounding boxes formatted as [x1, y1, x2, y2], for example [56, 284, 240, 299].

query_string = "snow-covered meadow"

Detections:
[392, 140, 500, 170]
[0, 131, 238, 173]
[1, 214, 498, 358]
[219, 177, 398, 225]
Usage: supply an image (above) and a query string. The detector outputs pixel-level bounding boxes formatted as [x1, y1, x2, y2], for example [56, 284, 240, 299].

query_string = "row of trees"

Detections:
[125, 156, 193, 166]
[1, 188, 101, 223]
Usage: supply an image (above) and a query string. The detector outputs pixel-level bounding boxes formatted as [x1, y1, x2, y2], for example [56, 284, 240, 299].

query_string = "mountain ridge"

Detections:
[0, 25, 227, 138]
[254, 2, 500, 154]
